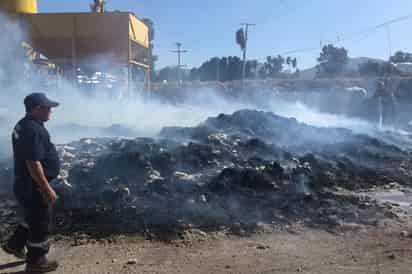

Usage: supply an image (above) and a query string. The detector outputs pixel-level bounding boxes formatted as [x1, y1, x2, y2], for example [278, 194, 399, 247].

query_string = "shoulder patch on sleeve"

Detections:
[12, 124, 21, 140]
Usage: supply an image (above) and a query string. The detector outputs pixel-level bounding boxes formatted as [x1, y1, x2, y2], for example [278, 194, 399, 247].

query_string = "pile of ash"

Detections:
[1, 110, 412, 240]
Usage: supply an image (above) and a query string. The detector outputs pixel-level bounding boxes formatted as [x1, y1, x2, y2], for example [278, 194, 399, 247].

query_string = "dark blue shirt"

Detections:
[12, 115, 60, 184]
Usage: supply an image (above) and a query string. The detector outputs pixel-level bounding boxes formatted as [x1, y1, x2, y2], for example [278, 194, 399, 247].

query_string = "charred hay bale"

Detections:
[172, 142, 220, 172]
[109, 138, 163, 157]
[204, 110, 283, 140]
[237, 138, 291, 161]
[69, 163, 98, 188]
[150, 151, 176, 176]
[73, 138, 109, 155]
[159, 126, 213, 143]
[66, 150, 155, 206]
[95, 151, 152, 181]
[299, 153, 394, 190]
[162, 110, 357, 149]
[209, 167, 279, 192]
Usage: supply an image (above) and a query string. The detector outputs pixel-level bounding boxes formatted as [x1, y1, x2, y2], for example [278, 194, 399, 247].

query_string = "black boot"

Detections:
[26, 256, 59, 273]
[1, 243, 26, 260]
[2, 224, 28, 260]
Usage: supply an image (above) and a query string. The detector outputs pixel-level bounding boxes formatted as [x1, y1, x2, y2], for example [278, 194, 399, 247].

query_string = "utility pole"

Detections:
[171, 42, 188, 84]
[216, 58, 220, 82]
[240, 23, 255, 82]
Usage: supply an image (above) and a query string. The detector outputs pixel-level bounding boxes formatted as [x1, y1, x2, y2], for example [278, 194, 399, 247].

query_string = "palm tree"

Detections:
[236, 28, 247, 81]
[90, 0, 106, 13]
[292, 58, 297, 69]
[286, 56, 292, 67]
[236, 28, 246, 52]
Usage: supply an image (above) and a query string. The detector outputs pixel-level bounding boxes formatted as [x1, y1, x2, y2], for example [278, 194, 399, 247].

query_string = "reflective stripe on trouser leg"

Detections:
[20, 222, 29, 229]
[27, 240, 49, 249]
[26, 221, 50, 262]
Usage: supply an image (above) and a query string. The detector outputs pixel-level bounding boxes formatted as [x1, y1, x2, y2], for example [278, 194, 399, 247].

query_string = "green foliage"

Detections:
[358, 61, 400, 77]
[162, 54, 298, 82]
[246, 60, 258, 79]
[236, 28, 246, 51]
[316, 44, 348, 77]
[157, 66, 188, 82]
[292, 58, 297, 69]
[180, 56, 260, 82]
[390, 51, 412, 64]
[189, 67, 199, 81]
[358, 61, 383, 77]
[286, 56, 291, 66]
[259, 55, 285, 79]
[90, 0, 106, 12]
[285, 56, 297, 70]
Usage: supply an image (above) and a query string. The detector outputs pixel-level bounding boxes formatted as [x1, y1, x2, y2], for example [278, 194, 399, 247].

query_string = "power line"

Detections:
[333, 13, 412, 44]
[275, 13, 412, 57]
[280, 47, 319, 56]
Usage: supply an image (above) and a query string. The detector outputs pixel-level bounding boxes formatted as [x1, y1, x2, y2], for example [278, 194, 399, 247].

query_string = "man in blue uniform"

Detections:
[2, 93, 60, 273]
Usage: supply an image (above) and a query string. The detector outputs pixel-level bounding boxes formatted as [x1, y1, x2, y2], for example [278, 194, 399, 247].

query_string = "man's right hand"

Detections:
[26, 160, 59, 204]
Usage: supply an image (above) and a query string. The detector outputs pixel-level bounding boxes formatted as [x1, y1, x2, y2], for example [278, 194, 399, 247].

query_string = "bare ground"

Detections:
[1, 221, 412, 274]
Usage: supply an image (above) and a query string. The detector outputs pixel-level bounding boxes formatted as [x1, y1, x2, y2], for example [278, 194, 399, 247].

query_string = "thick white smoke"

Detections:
[268, 99, 376, 133]
[47, 86, 252, 142]
[0, 13, 410, 159]
[0, 14, 251, 142]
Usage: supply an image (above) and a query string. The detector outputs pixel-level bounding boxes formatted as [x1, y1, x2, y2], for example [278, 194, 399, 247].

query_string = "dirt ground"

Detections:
[1, 222, 412, 274]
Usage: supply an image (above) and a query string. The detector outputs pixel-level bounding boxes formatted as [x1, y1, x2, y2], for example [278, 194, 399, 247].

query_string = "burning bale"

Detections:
[1, 110, 412, 240]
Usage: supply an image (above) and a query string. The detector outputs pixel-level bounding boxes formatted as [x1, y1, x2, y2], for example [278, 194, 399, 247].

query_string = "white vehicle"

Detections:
[344, 86, 368, 97]
[394, 62, 412, 75]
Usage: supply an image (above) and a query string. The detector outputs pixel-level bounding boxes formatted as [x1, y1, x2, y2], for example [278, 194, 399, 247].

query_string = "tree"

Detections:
[226, 56, 243, 81]
[189, 68, 199, 81]
[285, 56, 298, 71]
[142, 18, 158, 81]
[236, 28, 246, 52]
[157, 66, 179, 82]
[390, 51, 412, 64]
[286, 56, 292, 66]
[259, 55, 285, 79]
[189, 54, 294, 82]
[316, 44, 348, 77]
[358, 61, 381, 77]
[292, 58, 297, 69]
[236, 28, 247, 81]
[189, 56, 258, 82]
[358, 61, 400, 77]
[195, 56, 239, 81]
[246, 60, 258, 79]
[199, 57, 220, 81]
[90, 0, 106, 12]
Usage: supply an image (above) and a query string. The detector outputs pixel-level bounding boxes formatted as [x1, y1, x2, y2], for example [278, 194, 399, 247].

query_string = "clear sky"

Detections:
[38, 0, 412, 70]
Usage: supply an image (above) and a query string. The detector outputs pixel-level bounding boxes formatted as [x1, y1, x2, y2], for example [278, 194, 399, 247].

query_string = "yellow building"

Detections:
[0, 0, 37, 14]
[0, 0, 150, 91]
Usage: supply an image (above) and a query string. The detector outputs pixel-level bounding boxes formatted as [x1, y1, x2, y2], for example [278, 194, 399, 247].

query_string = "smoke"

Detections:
[47, 86, 252, 142]
[0, 12, 410, 160]
[0, 14, 252, 148]
[267, 98, 376, 133]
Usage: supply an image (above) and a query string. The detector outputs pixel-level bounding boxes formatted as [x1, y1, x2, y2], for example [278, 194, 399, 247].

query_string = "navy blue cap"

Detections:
[24, 93, 59, 112]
